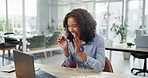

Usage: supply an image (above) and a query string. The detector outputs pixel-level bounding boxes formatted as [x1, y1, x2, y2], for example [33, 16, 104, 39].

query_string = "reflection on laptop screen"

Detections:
[13, 50, 57, 78]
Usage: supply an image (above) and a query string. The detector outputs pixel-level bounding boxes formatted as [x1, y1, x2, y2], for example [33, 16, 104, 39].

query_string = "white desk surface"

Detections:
[0, 64, 145, 78]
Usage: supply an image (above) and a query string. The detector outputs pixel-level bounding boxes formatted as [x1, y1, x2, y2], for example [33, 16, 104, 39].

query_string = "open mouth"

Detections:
[71, 33, 78, 36]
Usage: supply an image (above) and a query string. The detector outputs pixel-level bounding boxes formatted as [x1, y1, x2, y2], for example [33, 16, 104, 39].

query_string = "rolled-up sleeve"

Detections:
[63, 44, 73, 67]
[64, 55, 73, 67]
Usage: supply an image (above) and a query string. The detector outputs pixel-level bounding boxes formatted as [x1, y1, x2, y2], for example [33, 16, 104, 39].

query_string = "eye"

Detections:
[73, 26, 77, 28]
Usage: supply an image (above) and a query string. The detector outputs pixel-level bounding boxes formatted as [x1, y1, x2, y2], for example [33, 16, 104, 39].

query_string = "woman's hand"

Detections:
[57, 36, 69, 57]
[73, 34, 82, 55]
[73, 34, 87, 62]
[57, 36, 68, 50]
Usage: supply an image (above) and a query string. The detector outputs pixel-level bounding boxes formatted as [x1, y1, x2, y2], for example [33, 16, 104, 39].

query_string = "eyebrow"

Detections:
[67, 24, 77, 26]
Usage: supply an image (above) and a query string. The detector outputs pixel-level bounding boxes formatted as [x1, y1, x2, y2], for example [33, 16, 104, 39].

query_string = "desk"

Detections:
[2, 34, 53, 50]
[0, 64, 145, 78]
[105, 43, 148, 61]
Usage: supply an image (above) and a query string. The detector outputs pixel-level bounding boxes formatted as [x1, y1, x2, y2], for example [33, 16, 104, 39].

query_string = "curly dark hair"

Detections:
[63, 8, 96, 43]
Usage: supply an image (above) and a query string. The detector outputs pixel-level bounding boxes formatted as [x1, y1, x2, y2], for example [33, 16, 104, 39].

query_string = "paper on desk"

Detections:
[0, 72, 16, 78]
[34, 64, 40, 71]
[70, 75, 106, 78]
[0, 63, 39, 73]
[0, 64, 15, 73]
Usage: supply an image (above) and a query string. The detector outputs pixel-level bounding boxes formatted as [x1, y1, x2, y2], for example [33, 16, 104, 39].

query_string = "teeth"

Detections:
[72, 33, 75, 35]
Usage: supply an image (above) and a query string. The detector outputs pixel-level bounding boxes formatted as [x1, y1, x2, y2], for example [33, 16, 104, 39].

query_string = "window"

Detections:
[25, 0, 37, 34]
[95, 1, 123, 42]
[127, 0, 143, 42]
[0, 0, 6, 35]
[8, 0, 22, 34]
[145, 0, 148, 34]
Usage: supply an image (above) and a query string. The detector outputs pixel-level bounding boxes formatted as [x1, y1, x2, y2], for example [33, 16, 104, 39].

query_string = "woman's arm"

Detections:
[57, 36, 73, 67]
[84, 36, 105, 72]
[75, 35, 105, 72]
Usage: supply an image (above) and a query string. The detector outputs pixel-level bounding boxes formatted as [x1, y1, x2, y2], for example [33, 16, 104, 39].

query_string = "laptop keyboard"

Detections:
[35, 70, 57, 78]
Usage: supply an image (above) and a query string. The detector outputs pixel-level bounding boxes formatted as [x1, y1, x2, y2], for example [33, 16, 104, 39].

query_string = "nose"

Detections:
[68, 26, 74, 32]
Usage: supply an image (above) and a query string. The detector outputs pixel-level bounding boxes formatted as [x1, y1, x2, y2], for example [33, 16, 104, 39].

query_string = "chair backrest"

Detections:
[47, 32, 61, 46]
[4, 33, 18, 42]
[61, 57, 113, 72]
[28, 35, 46, 48]
[4, 32, 14, 35]
[103, 57, 113, 72]
[135, 36, 148, 48]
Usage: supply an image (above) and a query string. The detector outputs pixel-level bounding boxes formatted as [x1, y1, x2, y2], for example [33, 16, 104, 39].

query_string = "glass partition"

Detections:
[2, 0, 147, 53]
[25, 0, 37, 35]
[8, 0, 22, 34]
[145, 0, 148, 34]
[95, 1, 123, 43]
[25, 0, 87, 52]
[57, 1, 87, 35]
[57, 1, 71, 35]
[126, 0, 143, 42]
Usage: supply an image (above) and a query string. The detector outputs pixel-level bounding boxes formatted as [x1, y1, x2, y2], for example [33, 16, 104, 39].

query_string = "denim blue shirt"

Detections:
[64, 34, 105, 72]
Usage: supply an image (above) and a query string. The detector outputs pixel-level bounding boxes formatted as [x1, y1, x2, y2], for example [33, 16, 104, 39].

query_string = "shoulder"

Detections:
[92, 34, 105, 47]
[93, 34, 104, 42]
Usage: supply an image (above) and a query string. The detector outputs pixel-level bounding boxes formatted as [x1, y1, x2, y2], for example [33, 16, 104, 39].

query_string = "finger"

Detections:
[73, 38, 79, 46]
[73, 33, 78, 41]
[57, 39, 61, 42]
[74, 35, 79, 43]
[73, 39, 77, 45]
[57, 36, 61, 41]
[58, 36, 64, 41]
[73, 37, 78, 46]
[59, 36, 63, 40]
[57, 36, 64, 42]
[61, 36, 67, 40]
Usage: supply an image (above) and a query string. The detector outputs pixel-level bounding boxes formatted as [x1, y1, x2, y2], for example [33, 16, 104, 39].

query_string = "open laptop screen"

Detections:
[13, 50, 57, 78]
[13, 50, 36, 78]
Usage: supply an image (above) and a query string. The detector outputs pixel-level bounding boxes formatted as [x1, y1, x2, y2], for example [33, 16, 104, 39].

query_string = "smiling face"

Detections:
[67, 17, 80, 38]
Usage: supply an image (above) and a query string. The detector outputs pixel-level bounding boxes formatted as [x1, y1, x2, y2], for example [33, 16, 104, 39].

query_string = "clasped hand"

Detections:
[57, 34, 82, 56]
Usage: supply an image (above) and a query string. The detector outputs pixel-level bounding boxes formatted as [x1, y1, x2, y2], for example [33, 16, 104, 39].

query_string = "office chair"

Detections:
[4, 33, 20, 45]
[0, 36, 16, 63]
[46, 32, 61, 47]
[131, 53, 148, 76]
[4, 33, 20, 50]
[27, 35, 47, 58]
[61, 57, 113, 72]
[103, 57, 113, 72]
[46, 32, 62, 56]
[131, 36, 148, 76]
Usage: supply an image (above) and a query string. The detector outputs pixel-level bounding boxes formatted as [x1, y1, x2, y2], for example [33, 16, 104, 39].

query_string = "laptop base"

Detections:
[35, 70, 57, 78]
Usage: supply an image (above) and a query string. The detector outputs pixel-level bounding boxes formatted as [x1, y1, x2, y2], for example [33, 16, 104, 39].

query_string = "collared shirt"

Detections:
[64, 34, 105, 72]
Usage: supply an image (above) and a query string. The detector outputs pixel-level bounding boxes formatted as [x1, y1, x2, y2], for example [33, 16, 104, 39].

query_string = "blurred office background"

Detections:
[0, 0, 148, 52]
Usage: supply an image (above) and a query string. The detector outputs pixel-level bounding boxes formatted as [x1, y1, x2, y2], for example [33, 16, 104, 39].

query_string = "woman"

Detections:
[57, 8, 105, 72]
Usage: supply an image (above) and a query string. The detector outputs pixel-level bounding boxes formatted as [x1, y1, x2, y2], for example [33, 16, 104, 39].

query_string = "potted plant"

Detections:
[111, 16, 127, 44]
[111, 17, 130, 60]
[116, 21, 127, 44]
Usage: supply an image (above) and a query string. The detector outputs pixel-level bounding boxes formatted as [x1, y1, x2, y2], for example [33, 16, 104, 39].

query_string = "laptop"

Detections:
[13, 50, 57, 78]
